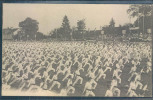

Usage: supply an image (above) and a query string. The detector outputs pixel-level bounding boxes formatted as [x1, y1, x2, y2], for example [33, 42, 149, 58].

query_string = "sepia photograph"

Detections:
[2, 4, 153, 97]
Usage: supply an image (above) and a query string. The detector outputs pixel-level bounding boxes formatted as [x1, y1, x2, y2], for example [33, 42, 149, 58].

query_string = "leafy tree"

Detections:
[19, 17, 39, 40]
[127, 4, 152, 18]
[36, 32, 45, 40]
[77, 19, 86, 40]
[71, 26, 77, 40]
[77, 19, 86, 31]
[127, 4, 153, 37]
[50, 27, 63, 40]
[50, 28, 58, 39]
[61, 15, 71, 40]
[71, 26, 79, 40]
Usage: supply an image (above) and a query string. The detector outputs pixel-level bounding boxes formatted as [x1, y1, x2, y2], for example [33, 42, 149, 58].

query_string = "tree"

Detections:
[127, 4, 152, 18]
[109, 18, 115, 27]
[61, 15, 71, 40]
[71, 26, 78, 40]
[71, 26, 77, 40]
[127, 5, 153, 37]
[77, 19, 86, 31]
[19, 17, 39, 40]
[109, 18, 115, 39]
[77, 19, 86, 40]
[50, 27, 63, 40]
[36, 32, 45, 40]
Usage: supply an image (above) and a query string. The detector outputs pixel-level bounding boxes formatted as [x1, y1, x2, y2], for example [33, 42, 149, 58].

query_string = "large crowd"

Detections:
[2, 40, 152, 97]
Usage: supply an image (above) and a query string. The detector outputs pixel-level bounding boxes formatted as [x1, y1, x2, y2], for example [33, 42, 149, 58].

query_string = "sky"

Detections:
[3, 4, 134, 35]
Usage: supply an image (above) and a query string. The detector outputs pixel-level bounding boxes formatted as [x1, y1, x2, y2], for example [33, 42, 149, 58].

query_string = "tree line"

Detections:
[50, 16, 86, 41]
[4, 4, 153, 41]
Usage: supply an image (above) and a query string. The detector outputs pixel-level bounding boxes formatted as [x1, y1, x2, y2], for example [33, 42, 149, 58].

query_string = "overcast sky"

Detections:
[3, 4, 135, 35]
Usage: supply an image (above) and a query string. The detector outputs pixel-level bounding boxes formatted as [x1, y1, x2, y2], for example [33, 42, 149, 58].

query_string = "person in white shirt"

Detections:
[83, 78, 97, 96]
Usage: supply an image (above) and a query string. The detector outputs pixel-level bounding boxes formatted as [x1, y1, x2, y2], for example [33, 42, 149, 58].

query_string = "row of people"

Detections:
[2, 41, 152, 96]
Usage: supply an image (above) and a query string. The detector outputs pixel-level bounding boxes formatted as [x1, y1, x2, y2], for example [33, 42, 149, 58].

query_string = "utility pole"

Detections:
[35, 34, 36, 41]
[143, 9, 145, 39]
[56, 29, 57, 40]
[70, 31, 72, 41]
[138, 7, 140, 39]
[27, 35, 29, 41]
[129, 16, 132, 40]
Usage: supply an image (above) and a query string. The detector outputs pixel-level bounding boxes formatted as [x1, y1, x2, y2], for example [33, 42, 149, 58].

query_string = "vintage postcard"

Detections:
[2, 3, 152, 97]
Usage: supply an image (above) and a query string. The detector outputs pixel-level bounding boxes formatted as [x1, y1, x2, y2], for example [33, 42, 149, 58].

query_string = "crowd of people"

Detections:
[2, 40, 152, 97]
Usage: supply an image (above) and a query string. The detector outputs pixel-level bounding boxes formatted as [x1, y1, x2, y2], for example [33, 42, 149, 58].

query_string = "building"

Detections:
[102, 26, 130, 41]
[130, 15, 152, 41]
[2, 28, 18, 40]
[85, 30, 103, 40]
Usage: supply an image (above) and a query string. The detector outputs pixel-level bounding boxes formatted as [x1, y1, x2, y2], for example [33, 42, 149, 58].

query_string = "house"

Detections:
[102, 26, 130, 40]
[2, 28, 18, 40]
[85, 30, 103, 40]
